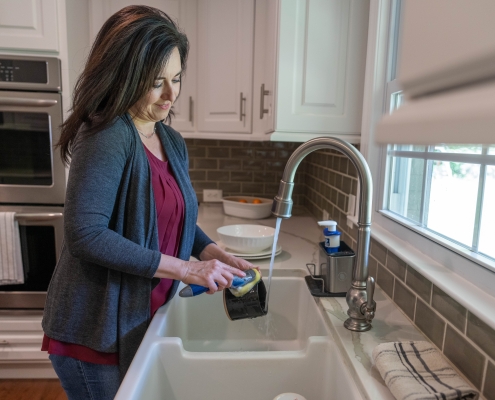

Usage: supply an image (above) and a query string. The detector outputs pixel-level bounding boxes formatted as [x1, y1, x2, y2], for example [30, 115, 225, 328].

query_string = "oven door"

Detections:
[0, 205, 63, 309]
[0, 91, 65, 205]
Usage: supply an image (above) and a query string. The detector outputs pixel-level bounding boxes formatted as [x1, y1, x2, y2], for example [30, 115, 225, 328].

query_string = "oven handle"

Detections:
[15, 213, 63, 221]
[0, 97, 58, 107]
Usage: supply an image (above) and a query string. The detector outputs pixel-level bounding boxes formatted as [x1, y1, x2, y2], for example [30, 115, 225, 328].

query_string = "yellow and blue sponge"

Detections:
[228, 269, 261, 298]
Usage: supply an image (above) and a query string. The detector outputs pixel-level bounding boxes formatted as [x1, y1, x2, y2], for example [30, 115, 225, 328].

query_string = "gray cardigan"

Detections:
[42, 114, 213, 378]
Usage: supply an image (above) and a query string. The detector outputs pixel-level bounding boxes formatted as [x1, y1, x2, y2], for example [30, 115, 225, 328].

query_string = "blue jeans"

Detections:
[49, 354, 120, 400]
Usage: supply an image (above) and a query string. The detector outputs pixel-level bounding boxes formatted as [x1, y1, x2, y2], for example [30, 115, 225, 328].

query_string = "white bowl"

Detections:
[221, 196, 273, 219]
[216, 224, 275, 253]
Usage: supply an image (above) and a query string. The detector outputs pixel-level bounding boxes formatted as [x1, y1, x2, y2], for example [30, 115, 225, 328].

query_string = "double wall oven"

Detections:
[0, 55, 65, 309]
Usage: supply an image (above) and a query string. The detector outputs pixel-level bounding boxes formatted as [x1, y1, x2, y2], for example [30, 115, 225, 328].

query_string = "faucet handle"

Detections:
[366, 276, 375, 307]
[361, 276, 376, 324]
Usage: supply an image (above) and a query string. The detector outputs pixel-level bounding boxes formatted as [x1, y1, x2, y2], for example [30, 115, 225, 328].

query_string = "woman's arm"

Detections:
[63, 119, 161, 278]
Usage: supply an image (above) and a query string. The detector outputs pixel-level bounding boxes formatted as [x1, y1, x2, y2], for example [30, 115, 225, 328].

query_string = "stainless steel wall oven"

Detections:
[0, 56, 65, 205]
[0, 55, 65, 309]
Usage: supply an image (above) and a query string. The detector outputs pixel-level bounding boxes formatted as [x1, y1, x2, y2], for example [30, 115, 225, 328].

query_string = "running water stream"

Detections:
[263, 217, 282, 313]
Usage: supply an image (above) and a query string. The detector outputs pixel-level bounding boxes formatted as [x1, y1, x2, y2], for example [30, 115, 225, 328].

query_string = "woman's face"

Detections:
[129, 47, 182, 124]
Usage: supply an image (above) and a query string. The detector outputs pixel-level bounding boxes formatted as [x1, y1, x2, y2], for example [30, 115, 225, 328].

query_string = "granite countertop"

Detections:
[197, 203, 429, 400]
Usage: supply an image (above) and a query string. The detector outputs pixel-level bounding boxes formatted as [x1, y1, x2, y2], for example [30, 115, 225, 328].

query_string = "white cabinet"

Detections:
[89, 0, 255, 137]
[89, 0, 198, 132]
[160, 0, 255, 135]
[251, 0, 279, 137]
[269, 0, 369, 142]
[0, 314, 45, 361]
[0, 313, 55, 378]
[0, 0, 59, 52]
[196, 0, 254, 134]
[87, 0, 368, 142]
[159, 0, 197, 133]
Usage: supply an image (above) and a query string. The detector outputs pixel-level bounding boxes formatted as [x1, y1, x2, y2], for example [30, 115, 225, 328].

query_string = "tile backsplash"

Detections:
[185, 139, 304, 204]
[304, 146, 495, 399]
[186, 138, 495, 398]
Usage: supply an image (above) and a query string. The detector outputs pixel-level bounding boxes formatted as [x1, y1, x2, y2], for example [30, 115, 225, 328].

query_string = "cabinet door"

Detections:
[275, 0, 368, 138]
[0, 315, 45, 361]
[161, 0, 197, 133]
[196, 0, 254, 134]
[252, 0, 279, 136]
[0, 0, 59, 52]
[89, 0, 197, 132]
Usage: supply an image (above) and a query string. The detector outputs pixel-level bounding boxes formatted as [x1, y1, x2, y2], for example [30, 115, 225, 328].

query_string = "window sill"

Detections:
[378, 210, 495, 274]
[347, 212, 495, 332]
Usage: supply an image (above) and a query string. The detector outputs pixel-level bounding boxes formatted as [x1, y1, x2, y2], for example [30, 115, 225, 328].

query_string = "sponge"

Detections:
[228, 269, 261, 298]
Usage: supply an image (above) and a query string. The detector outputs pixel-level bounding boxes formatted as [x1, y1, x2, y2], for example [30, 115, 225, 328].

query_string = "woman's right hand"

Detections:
[180, 260, 246, 294]
[153, 255, 246, 294]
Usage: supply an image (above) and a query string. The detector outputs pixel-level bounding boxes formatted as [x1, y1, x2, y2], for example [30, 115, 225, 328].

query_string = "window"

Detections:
[385, 145, 495, 261]
[381, 0, 495, 268]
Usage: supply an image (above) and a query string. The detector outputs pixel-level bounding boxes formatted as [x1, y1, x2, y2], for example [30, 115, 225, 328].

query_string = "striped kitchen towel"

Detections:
[0, 212, 24, 285]
[372, 341, 479, 400]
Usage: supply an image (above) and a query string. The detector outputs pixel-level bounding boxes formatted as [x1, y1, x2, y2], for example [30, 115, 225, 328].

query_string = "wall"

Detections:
[304, 148, 495, 400]
[187, 138, 495, 398]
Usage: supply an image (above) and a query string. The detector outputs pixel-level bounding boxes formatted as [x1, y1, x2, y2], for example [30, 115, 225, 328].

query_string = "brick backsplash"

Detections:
[369, 239, 495, 395]
[185, 139, 305, 204]
[186, 139, 495, 397]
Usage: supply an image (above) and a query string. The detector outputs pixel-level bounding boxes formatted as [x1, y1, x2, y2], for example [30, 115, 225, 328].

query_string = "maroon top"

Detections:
[42, 144, 185, 364]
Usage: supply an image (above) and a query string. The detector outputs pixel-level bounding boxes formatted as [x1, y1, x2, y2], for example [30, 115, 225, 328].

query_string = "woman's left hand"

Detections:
[199, 243, 260, 274]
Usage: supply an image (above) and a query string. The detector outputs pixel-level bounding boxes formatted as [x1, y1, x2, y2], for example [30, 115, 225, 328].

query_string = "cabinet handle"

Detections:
[239, 92, 246, 122]
[189, 96, 194, 124]
[259, 84, 269, 119]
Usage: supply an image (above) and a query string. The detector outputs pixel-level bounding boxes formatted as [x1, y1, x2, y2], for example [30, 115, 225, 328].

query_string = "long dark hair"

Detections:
[58, 5, 189, 165]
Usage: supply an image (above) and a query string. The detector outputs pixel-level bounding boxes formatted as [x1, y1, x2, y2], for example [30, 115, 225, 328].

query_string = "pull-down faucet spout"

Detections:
[272, 137, 376, 332]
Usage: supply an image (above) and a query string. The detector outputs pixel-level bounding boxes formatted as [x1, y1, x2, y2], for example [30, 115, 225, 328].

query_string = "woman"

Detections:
[41, 5, 254, 399]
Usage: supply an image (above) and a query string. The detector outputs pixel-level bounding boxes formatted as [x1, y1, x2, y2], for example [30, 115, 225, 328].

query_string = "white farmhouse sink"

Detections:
[116, 269, 363, 400]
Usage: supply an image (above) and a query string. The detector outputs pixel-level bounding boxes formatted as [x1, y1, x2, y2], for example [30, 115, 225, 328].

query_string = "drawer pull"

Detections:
[260, 83, 269, 119]
[239, 92, 246, 122]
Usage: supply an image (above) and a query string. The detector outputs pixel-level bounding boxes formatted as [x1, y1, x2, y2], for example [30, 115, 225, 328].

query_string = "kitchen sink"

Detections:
[115, 269, 363, 400]
[161, 270, 328, 352]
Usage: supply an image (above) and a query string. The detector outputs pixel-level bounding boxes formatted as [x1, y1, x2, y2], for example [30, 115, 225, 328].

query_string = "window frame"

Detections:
[378, 0, 495, 273]
[383, 146, 495, 271]
[359, 0, 495, 305]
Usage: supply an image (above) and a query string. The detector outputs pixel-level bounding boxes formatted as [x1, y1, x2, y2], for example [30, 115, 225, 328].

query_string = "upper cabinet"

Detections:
[89, 0, 254, 138]
[157, 0, 197, 133]
[196, 1, 254, 134]
[269, 0, 369, 142]
[0, 0, 59, 52]
[87, 0, 369, 142]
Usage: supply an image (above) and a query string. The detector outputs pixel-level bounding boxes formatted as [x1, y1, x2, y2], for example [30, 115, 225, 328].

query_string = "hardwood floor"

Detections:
[0, 379, 67, 400]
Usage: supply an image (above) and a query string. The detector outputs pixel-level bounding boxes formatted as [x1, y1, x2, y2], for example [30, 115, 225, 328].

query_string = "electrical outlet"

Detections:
[322, 209, 329, 221]
[203, 189, 223, 202]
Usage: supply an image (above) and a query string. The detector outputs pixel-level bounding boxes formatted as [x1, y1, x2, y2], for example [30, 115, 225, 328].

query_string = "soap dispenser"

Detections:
[317, 220, 341, 254]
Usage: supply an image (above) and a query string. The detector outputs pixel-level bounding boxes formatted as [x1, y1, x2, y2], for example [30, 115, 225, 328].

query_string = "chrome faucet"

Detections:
[272, 137, 376, 332]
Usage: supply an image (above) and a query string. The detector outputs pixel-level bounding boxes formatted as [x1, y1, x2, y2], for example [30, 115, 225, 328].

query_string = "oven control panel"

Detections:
[0, 59, 47, 83]
[0, 55, 60, 92]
